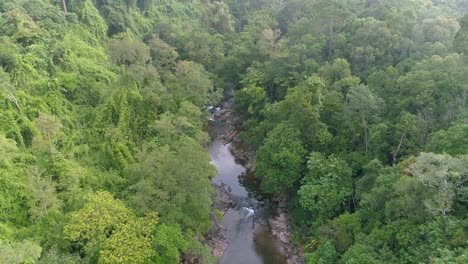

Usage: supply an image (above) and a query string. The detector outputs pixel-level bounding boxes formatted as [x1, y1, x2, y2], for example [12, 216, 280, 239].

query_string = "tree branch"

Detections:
[6, 90, 22, 114]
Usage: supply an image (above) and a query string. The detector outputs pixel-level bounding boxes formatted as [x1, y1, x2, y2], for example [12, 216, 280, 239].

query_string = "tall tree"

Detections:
[298, 153, 353, 221]
[256, 123, 306, 194]
[410, 153, 468, 216]
[454, 14, 468, 54]
[344, 84, 384, 153]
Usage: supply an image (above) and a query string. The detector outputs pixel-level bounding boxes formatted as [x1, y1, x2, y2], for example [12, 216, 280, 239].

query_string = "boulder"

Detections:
[278, 232, 290, 244]
[211, 238, 228, 258]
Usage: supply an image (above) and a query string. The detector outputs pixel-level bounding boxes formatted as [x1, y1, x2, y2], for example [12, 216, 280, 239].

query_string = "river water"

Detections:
[207, 117, 286, 264]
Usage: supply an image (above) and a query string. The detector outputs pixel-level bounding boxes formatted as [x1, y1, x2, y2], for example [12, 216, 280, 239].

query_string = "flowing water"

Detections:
[207, 111, 286, 264]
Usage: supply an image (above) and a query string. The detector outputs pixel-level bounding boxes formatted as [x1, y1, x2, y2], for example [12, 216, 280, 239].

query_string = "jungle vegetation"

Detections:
[0, 0, 466, 263]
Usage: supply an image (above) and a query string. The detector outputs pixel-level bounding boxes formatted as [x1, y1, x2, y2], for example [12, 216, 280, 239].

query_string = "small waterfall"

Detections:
[207, 106, 221, 111]
[242, 207, 255, 217]
[207, 105, 221, 121]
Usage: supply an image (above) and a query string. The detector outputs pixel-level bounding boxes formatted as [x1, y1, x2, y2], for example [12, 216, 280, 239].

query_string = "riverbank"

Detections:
[210, 98, 305, 264]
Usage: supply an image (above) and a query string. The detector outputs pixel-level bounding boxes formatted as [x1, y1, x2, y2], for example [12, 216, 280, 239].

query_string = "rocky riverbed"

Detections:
[205, 98, 305, 264]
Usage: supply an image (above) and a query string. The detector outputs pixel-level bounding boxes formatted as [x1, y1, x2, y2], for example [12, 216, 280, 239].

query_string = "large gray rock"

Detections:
[279, 232, 290, 244]
[211, 238, 228, 258]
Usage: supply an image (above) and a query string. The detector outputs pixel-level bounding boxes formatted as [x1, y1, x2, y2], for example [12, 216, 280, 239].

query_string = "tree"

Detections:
[298, 153, 352, 221]
[318, 58, 360, 94]
[367, 66, 399, 113]
[260, 76, 332, 149]
[127, 138, 215, 232]
[33, 113, 63, 156]
[222, 9, 279, 84]
[99, 213, 158, 264]
[427, 124, 468, 155]
[306, 240, 338, 264]
[309, 0, 360, 60]
[391, 112, 423, 165]
[167, 61, 221, 106]
[397, 54, 468, 130]
[0, 240, 42, 264]
[454, 14, 468, 54]
[27, 165, 62, 219]
[64, 191, 134, 259]
[416, 15, 460, 45]
[108, 37, 150, 67]
[344, 84, 384, 153]
[0, 134, 30, 225]
[64, 189, 189, 263]
[201, 1, 234, 35]
[410, 153, 468, 216]
[347, 17, 402, 77]
[37, 248, 81, 264]
[148, 37, 178, 72]
[179, 29, 225, 72]
[77, 0, 108, 41]
[0, 37, 19, 72]
[341, 243, 380, 264]
[150, 224, 189, 264]
[256, 123, 306, 194]
[355, 159, 383, 200]
[234, 84, 267, 118]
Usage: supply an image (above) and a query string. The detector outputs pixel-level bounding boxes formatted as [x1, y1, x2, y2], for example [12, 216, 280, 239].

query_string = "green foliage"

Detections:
[168, 61, 222, 106]
[347, 17, 403, 78]
[409, 153, 468, 216]
[306, 240, 338, 264]
[0, 134, 30, 225]
[341, 243, 380, 264]
[318, 58, 360, 94]
[37, 248, 81, 264]
[233, 3, 468, 263]
[127, 138, 215, 232]
[64, 191, 189, 263]
[397, 54, 468, 128]
[241, 76, 331, 149]
[256, 123, 307, 194]
[344, 84, 384, 153]
[234, 84, 268, 118]
[77, 0, 108, 41]
[454, 14, 468, 54]
[99, 213, 158, 264]
[108, 37, 150, 66]
[0, 0, 230, 262]
[64, 191, 134, 255]
[0, 239, 42, 264]
[0, 36, 19, 71]
[416, 15, 460, 45]
[0, 0, 467, 263]
[148, 37, 178, 72]
[428, 124, 468, 155]
[298, 153, 352, 221]
[150, 224, 189, 264]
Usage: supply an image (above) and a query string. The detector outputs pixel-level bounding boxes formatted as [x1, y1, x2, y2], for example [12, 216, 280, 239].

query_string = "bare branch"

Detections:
[6, 90, 22, 114]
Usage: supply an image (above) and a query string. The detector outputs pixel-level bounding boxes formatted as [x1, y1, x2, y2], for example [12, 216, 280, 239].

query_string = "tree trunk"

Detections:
[392, 132, 406, 166]
[62, 0, 68, 14]
[364, 126, 368, 153]
[328, 27, 333, 60]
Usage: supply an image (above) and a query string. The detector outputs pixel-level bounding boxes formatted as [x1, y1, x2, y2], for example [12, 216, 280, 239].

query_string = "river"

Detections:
[207, 113, 287, 264]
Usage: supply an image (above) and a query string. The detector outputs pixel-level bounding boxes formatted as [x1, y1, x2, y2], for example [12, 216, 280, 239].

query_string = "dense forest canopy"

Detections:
[0, 0, 466, 263]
